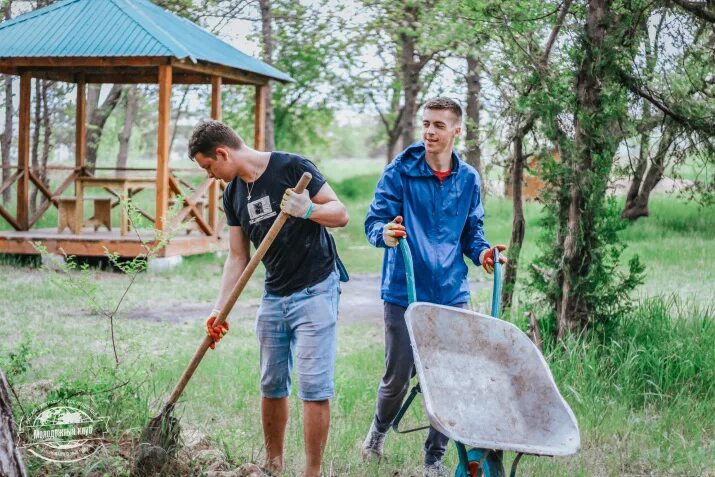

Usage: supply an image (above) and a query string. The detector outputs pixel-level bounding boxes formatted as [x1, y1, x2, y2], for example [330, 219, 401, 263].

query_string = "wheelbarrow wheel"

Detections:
[455, 448, 505, 477]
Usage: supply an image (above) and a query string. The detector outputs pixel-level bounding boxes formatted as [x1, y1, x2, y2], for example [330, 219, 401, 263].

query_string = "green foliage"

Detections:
[0, 338, 33, 380]
[223, 0, 347, 158]
[332, 174, 380, 202]
[271, 1, 344, 156]
[530, 189, 646, 337]
[44, 361, 149, 424]
[221, 87, 255, 146]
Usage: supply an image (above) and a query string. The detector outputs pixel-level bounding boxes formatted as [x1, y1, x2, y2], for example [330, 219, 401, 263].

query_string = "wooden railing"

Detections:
[0, 164, 223, 237]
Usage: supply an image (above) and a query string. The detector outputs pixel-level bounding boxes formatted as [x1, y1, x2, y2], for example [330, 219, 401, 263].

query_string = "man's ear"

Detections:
[453, 125, 462, 137]
[214, 147, 228, 161]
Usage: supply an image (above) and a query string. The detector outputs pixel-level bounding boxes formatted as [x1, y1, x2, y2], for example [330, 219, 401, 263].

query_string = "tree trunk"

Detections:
[621, 125, 675, 220]
[623, 25, 657, 220]
[0, 369, 28, 477]
[116, 85, 137, 177]
[386, 130, 401, 164]
[85, 84, 124, 174]
[259, 0, 276, 151]
[30, 79, 41, 215]
[464, 54, 484, 194]
[501, 131, 527, 311]
[87, 84, 100, 122]
[1, 1, 12, 203]
[557, 0, 612, 339]
[621, 27, 674, 220]
[400, 35, 420, 148]
[399, 4, 421, 149]
[40, 80, 51, 193]
[169, 85, 190, 155]
[623, 100, 651, 218]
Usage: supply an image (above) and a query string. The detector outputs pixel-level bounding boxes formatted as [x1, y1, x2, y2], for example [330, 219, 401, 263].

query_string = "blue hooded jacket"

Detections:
[364, 141, 491, 308]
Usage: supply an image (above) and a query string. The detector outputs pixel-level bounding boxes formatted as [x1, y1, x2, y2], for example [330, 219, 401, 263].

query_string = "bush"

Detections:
[0, 338, 33, 381]
[529, 195, 646, 339]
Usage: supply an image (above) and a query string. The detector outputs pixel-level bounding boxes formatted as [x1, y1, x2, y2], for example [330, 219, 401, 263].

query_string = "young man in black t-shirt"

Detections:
[188, 120, 349, 477]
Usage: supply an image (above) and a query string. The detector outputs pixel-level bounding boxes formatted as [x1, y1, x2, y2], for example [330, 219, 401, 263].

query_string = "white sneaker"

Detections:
[423, 460, 448, 477]
[361, 421, 387, 461]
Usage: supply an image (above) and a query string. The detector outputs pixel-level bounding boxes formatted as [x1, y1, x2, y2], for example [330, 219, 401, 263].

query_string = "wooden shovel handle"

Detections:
[165, 172, 312, 407]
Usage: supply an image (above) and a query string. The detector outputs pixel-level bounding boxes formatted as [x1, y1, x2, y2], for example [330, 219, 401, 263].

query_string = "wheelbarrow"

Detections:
[391, 240, 580, 476]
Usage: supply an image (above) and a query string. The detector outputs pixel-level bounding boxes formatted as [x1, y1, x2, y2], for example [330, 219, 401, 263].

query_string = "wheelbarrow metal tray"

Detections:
[405, 303, 580, 457]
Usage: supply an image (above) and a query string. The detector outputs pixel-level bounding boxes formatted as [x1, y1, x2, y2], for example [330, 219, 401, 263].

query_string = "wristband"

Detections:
[303, 202, 315, 220]
[211, 308, 221, 317]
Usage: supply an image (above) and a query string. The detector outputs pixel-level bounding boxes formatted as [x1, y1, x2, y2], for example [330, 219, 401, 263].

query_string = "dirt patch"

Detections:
[338, 273, 384, 325]
[120, 273, 386, 326]
[120, 273, 490, 327]
[121, 302, 257, 325]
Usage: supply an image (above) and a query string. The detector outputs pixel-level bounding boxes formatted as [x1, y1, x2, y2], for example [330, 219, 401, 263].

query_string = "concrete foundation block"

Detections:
[41, 253, 67, 271]
[147, 255, 183, 273]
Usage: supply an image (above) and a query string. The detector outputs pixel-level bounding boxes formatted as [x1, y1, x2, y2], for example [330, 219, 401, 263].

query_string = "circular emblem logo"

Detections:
[19, 401, 107, 463]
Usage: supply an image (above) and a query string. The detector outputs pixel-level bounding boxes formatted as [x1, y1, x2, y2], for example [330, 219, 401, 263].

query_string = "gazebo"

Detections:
[0, 0, 291, 258]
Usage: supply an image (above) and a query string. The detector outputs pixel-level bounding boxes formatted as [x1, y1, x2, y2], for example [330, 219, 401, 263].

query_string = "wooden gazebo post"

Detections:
[75, 77, 86, 231]
[208, 76, 221, 234]
[156, 64, 172, 233]
[254, 85, 267, 151]
[16, 72, 31, 230]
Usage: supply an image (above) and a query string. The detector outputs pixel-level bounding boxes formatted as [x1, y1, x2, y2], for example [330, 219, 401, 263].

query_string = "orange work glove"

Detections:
[480, 245, 508, 274]
[206, 310, 229, 350]
[383, 216, 407, 248]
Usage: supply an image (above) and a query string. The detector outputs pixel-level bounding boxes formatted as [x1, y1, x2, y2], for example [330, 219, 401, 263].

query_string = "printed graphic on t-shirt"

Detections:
[247, 196, 277, 224]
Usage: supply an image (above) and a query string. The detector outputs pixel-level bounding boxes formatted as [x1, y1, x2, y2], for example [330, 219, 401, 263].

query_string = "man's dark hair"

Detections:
[424, 97, 463, 121]
[187, 120, 243, 160]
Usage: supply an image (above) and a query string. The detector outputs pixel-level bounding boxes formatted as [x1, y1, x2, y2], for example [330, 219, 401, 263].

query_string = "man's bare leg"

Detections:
[262, 397, 289, 474]
[303, 400, 330, 477]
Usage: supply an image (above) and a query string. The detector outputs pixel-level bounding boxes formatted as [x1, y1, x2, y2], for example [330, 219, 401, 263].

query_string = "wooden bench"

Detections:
[86, 197, 112, 232]
[56, 196, 112, 234]
[57, 197, 81, 234]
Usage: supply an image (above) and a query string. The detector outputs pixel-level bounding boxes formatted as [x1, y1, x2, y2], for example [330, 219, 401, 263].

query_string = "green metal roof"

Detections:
[0, 0, 292, 82]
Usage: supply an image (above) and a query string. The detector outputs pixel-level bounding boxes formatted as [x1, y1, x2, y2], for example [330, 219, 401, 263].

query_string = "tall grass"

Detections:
[547, 296, 715, 408]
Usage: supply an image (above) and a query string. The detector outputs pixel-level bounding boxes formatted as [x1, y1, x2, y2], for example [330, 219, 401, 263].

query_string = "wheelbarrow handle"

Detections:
[399, 238, 417, 305]
[491, 247, 502, 319]
[400, 239, 503, 318]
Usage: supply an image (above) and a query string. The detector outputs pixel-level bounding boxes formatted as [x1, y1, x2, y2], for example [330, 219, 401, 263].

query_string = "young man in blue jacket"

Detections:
[361, 97, 507, 476]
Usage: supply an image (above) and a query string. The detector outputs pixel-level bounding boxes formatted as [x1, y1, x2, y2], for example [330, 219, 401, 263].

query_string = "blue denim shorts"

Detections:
[255, 270, 340, 401]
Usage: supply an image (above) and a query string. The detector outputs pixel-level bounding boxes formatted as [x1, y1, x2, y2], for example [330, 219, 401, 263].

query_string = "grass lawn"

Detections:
[0, 158, 713, 476]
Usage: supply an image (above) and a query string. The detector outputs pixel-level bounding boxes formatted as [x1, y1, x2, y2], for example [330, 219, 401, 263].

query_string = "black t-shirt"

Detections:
[223, 152, 336, 296]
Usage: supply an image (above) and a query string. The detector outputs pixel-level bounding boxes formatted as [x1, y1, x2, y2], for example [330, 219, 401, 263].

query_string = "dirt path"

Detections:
[121, 273, 385, 326]
[121, 273, 489, 326]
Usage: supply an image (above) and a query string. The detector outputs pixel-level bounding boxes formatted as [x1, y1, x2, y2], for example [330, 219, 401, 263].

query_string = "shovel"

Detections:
[132, 171, 312, 476]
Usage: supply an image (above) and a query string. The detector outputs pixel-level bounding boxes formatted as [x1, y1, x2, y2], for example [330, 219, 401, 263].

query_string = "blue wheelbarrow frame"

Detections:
[391, 239, 580, 477]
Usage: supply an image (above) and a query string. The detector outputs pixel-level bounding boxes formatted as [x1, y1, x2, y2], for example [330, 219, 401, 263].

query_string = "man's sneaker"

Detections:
[423, 460, 448, 477]
[361, 421, 387, 461]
